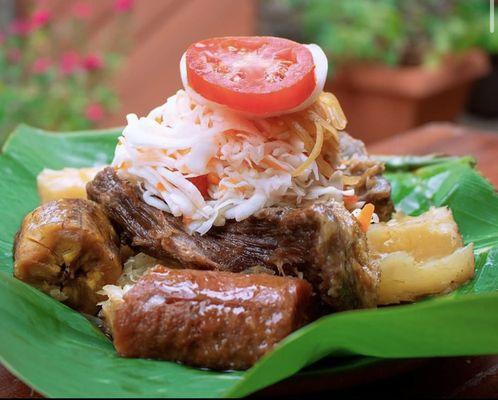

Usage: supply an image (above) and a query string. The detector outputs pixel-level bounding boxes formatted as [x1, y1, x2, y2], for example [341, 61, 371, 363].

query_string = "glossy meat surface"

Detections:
[111, 266, 315, 370]
[13, 199, 122, 314]
[88, 168, 379, 310]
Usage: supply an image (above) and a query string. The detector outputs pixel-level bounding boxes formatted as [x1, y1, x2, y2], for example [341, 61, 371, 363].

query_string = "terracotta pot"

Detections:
[326, 49, 491, 143]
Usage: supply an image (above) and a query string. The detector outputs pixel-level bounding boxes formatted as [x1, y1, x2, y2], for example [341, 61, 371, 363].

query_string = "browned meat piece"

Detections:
[13, 199, 122, 314]
[342, 157, 395, 222]
[87, 168, 379, 310]
[339, 131, 368, 159]
[109, 265, 315, 370]
[339, 132, 394, 221]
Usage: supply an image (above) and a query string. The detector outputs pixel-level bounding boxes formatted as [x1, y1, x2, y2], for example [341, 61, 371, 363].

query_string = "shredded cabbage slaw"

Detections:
[112, 90, 356, 234]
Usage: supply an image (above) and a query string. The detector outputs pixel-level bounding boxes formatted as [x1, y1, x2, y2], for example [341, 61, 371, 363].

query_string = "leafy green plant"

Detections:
[0, 126, 497, 397]
[0, 1, 133, 143]
[287, 0, 496, 71]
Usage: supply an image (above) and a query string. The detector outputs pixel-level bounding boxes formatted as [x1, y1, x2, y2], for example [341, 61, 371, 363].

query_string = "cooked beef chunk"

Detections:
[13, 199, 122, 314]
[87, 168, 379, 310]
[339, 132, 394, 221]
[110, 266, 315, 370]
[339, 131, 368, 159]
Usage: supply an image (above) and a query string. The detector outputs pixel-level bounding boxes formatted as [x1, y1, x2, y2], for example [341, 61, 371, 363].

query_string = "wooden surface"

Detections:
[29, 0, 257, 126]
[369, 122, 498, 187]
[1, 123, 497, 398]
[106, 0, 257, 126]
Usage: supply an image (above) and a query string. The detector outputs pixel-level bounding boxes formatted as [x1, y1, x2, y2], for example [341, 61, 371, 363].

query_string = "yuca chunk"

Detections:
[368, 207, 463, 261]
[107, 266, 315, 370]
[37, 167, 103, 203]
[376, 245, 474, 304]
[368, 207, 475, 305]
[14, 199, 122, 314]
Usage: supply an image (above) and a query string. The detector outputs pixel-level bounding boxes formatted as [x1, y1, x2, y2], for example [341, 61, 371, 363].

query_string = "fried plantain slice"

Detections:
[13, 199, 122, 314]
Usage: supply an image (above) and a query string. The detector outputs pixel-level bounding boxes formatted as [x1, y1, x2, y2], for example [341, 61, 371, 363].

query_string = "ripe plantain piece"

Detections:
[13, 198, 122, 314]
[368, 207, 475, 305]
[37, 167, 104, 203]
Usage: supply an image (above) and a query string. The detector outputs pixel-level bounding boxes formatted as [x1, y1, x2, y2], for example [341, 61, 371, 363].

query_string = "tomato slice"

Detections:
[185, 36, 316, 115]
[188, 175, 209, 198]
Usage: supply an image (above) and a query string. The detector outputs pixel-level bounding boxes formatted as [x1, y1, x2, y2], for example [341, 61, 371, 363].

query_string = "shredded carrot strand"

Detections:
[264, 155, 288, 171]
[343, 194, 359, 207]
[357, 203, 375, 232]
[207, 172, 220, 185]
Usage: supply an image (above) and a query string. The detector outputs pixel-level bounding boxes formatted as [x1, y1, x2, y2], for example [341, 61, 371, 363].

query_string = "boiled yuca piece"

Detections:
[375, 245, 474, 304]
[367, 207, 463, 261]
[37, 166, 104, 203]
[14, 199, 122, 314]
[368, 207, 474, 305]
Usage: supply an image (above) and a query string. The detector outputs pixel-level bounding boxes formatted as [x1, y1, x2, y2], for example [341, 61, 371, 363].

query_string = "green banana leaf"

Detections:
[0, 125, 497, 398]
[373, 154, 476, 171]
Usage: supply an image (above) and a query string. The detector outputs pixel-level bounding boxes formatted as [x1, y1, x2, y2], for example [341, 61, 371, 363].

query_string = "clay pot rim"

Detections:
[330, 49, 491, 99]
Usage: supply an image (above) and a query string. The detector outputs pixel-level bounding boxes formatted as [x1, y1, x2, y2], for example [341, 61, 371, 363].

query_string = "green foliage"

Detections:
[0, 3, 132, 143]
[287, 0, 495, 71]
[0, 126, 497, 397]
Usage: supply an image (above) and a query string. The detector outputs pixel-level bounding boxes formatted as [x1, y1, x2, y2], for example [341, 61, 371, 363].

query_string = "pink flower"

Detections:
[85, 103, 105, 122]
[9, 19, 31, 36]
[72, 2, 92, 19]
[114, 0, 133, 12]
[59, 51, 80, 75]
[31, 9, 51, 29]
[32, 57, 51, 74]
[82, 54, 104, 71]
[7, 48, 21, 63]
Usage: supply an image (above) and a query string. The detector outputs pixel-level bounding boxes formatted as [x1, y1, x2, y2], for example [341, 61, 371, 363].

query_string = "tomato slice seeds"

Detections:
[185, 36, 316, 115]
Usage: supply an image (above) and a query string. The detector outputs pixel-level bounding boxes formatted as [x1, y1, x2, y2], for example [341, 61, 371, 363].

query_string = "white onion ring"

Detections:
[179, 43, 328, 118]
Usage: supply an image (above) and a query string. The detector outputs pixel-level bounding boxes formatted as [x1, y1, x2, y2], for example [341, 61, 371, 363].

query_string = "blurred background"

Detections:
[0, 0, 497, 144]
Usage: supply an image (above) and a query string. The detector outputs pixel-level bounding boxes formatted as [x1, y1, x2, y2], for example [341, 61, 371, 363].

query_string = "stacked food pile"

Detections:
[13, 36, 474, 371]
